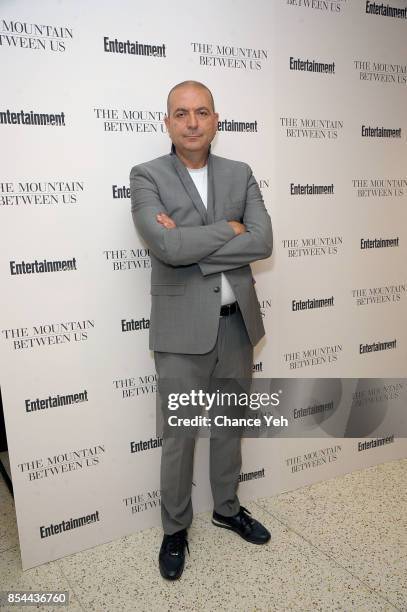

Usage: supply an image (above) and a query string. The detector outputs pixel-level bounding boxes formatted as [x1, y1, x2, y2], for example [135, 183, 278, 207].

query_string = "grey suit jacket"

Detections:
[130, 148, 273, 354]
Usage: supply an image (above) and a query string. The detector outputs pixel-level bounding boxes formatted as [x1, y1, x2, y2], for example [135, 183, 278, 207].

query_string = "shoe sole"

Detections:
[211, 518, 270, 545]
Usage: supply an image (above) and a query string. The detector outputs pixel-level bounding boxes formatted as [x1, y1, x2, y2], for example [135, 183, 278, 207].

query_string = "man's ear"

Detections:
[164, 114, 169, 129]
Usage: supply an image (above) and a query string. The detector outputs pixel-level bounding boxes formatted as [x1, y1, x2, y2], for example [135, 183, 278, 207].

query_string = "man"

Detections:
[130, 81, 273, 580]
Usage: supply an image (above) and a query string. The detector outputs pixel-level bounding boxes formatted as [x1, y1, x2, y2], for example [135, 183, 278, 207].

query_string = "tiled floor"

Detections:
[0, 459, 406, 612]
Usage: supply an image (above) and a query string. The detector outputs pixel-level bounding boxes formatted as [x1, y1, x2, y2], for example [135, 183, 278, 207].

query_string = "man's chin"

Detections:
[184, 138, 202, 146]
[182, 142, 208, 153]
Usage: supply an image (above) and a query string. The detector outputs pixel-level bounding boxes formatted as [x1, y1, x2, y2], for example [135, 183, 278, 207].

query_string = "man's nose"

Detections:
[186, 112, 198, 129]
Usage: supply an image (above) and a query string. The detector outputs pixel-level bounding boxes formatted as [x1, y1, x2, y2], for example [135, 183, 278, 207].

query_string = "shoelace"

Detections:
[166, 532, 190, 557]
[237, 506, 255, 530]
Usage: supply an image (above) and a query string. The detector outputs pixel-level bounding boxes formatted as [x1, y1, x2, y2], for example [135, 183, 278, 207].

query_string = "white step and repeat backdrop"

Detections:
[1, 0, 406, 569]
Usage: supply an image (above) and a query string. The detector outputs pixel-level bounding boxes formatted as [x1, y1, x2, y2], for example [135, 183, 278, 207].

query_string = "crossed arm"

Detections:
[130, 163, 272, 274]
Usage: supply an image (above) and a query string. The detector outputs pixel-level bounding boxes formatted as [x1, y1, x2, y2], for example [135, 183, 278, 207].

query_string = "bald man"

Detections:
[130, 81, 273, 580]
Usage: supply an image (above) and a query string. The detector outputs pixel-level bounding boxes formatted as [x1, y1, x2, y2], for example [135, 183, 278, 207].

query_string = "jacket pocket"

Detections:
[151, 284, 185, 296]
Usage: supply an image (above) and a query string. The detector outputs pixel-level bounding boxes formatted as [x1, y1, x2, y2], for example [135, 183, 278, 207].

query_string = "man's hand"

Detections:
[157, 213, 245, 236]
[228, 221, 246, 236]
[156, 212, 176, 229]
[156, 212, 246, 238]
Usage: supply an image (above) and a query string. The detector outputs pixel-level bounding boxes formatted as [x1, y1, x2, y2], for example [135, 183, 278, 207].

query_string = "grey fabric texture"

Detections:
[130, 150, 273, 354]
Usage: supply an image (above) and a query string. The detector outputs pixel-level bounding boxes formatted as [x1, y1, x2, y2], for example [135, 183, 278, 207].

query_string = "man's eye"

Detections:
[175, 112, 185, 118]
[199, 111, 208, 116]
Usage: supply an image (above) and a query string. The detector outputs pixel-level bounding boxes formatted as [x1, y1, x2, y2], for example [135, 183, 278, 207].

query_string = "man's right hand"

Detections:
[228, 221, 246, 236]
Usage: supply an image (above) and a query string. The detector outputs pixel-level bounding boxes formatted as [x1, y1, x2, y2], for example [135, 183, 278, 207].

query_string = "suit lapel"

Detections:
[208, 153, 227, 223]
[170, 151, 208, 224]
[206, 153, 215, 224]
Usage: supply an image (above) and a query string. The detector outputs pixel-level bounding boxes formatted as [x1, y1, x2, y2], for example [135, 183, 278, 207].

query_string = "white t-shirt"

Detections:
[187, 166, 236, 306]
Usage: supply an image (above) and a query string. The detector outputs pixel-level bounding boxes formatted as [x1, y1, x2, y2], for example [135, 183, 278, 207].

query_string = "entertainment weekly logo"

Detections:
[1, 320, 95, 351]
[360, 237, 399, 249]
[0, 180, 84, 206]
[103, 35, 166, 58]
[239, 467, 265, 483]
[352, 283, 406, 306]
[24, 388, 89, 413]
[123, 489, 161, 514]
[112, 184, 130, 199]
[121, 317, 150, 333]
[359, 338, 397, 355]
[190, 42, 267, 70]
[358, 435, 395, 452]
[103, 249, 151, 271]
[354, 60, 407, 85]
[93, 108, 165, 133]
[291, 295, 335, 312]
[113, 373, 157, 399]
[280, 116, 343, 139]
[361, 125, 402, 138]
[290, 182, 334, 196]
[286, 444, 342, 474]
[130, 436, 162, 454]
[217, 118, 258, 133]
[253, 361, 263, 373]
[289, 56, 335, 75]
[284, 344, 342, 369]
[17, 445, 105, 482]
[9, 257, 77, 276]
[0, 19, 73, 52]
[282, 236, 343, 257]
[353, 177, 407, 198]
[365, 2, 407, 19]
[292, 399, 334, 420]
[0, 109, 65, 127]
[40, 510, 100, 540]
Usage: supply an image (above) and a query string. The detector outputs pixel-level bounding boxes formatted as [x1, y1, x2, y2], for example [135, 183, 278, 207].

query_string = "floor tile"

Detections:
[57, 503, 396, 612]
[0, 546, 83, 612]
[0, 475, 19, 554]
[0, 460, 405, 611]
[255, 458, 407, 611]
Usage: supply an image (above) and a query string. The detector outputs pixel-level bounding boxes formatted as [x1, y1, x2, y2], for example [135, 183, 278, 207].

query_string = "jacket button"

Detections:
[213, 286, 220, 293]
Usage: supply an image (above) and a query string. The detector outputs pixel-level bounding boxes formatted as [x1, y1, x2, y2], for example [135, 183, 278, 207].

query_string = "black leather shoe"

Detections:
[159, 529, 189, 580]
[212, 506, 271, 544]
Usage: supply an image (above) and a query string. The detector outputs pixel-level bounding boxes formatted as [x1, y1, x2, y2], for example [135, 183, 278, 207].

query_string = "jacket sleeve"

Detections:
[130, 164, 236, 266]
[198, 165, 273, 276]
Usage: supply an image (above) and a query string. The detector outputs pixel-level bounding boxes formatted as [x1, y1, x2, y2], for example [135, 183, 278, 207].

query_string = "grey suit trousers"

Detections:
[154, 309, 253, 535]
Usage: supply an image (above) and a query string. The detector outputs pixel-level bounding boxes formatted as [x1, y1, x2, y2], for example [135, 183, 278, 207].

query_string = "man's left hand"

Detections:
[156, 212, 177, 229]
